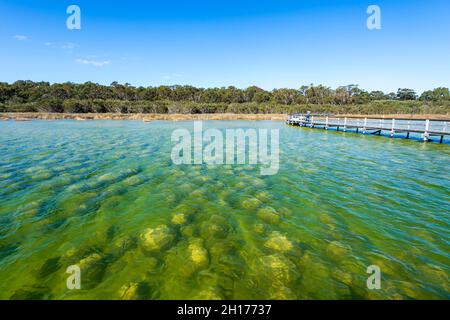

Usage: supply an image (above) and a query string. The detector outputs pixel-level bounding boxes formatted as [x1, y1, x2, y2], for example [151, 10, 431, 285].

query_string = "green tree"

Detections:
[396, 88, 417, 100]
[420, 87, 450, 101]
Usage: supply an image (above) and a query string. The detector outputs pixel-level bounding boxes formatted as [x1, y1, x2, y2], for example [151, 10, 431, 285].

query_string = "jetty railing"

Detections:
[286, 116, 450, 143]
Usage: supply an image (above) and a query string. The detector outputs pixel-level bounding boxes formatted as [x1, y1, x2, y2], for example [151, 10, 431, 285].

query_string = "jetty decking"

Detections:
[286, 115, 450, 143]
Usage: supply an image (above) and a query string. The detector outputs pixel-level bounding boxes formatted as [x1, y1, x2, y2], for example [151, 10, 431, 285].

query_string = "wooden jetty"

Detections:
[286, 115, 450, 143]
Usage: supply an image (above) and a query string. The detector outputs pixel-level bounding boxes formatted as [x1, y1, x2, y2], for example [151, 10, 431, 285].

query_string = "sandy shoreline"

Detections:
[1, 113, 449, 121]
[0, 113, 287, 121]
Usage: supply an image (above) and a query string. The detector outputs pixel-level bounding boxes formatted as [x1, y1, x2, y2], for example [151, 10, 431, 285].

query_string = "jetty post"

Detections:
[344, 117, 347, 132]
[406, 121, 411, 138]
[390, 119, 396, 137]
[325, 116, 329, 130]
[363, 117, 367, 134]
[423, 119, 430, 141]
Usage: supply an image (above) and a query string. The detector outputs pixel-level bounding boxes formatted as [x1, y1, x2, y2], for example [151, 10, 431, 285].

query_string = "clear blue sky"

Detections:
[1, 0, 449, 93]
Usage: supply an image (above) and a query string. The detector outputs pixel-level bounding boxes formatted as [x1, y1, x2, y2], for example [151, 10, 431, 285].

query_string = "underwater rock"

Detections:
[194, 287, 224, 300]
[258, 254, 298, 286]
[30, 170, 53, 181]
[0, 242, 20, 260]
[326, 223, 337, 231]
[265, 232, 293, 253]
[188, 239, 209, 270]
[254, 223, 267, 234]
[106, 225, 119, 240]
[76, 252, 108, 289]
[223, 169, 234, 176]
[36, 257, 62, 279]
[250, 178, 266, 188]
[119, 281, 152, 300]
[397, 281, 431, 299]
[180, 225, 195, 238]
[268, 286, 297, 300]
[257, 207, 280, 225]
[113, 236, 137, 256]
[140, 225, 174, 252]
[235, 182, 247, 189]
[297, 251, 338, 299]
[119, 282, 139, 300]
[63, 247, 79, 261]
[107, 256, 129, 275]
[122, 175, 143, 186]
[195, 176, 211, 184]
[177, 183, 196, 196]
[171, 213, 187, 226]
[255, 191, 271, 202]
[368, 257, 400, 277]
[147, 257, 159, 270]
[10, 286, 51, 300]
[278, 207, 292, 217]
[217, 189, 232, 206]
[332, 269, 353, 286]
[200, 215, 229, 240]
[97, 172, 117, 183]
[318, 213, 333, 224]
[174, 203, 195, 216]
[201, 223, 228, 239]
[165, 193, 177, 205]
[326, 241, 352, 261]
[417, 264, 449, 292]
[17, 200, 43, 218]
[240, 198, 261, 210]
[191, 188, 206, 198]
[79, 253, 103, 269]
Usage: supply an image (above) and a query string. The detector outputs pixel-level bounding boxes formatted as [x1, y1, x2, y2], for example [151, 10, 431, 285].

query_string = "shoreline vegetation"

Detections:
[1, 112, 450, 121]
[0, 82, 449, 118]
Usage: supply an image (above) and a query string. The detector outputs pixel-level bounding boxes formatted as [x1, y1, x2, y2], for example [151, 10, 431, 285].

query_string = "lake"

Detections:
[0, 120, 448, 299]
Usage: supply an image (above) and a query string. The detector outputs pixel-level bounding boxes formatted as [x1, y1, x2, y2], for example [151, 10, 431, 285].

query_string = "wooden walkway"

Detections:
[286, 116, 450, 143]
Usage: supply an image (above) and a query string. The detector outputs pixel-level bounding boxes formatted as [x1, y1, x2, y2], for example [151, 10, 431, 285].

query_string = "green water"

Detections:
[0, 120, 448, 300]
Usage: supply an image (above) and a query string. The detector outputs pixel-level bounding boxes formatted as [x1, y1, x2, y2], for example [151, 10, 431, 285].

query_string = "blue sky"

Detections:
[1, 0, 449, 93]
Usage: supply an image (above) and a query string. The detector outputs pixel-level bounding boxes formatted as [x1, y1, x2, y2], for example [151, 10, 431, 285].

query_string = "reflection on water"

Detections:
[0, 120, 449, 299]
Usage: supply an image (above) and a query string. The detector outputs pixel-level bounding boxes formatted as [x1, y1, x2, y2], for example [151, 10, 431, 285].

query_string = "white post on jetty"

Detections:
[311, 116, 314, 128]
[390, 119, 396, 137]
[344, 117, 347, 132]
[423, 119, 430, 141]
[325, 116, 329, 130]
[363, 117, 367, 133]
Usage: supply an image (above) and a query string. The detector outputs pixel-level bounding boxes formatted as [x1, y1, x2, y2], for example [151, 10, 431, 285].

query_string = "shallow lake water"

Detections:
[0, 120, 449, 299]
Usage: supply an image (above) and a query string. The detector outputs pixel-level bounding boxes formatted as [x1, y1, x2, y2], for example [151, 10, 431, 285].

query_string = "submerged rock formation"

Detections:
[140, 225, 174, 252]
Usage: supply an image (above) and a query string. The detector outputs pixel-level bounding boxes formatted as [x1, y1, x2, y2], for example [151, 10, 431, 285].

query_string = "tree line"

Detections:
[0, 81, 449, 114]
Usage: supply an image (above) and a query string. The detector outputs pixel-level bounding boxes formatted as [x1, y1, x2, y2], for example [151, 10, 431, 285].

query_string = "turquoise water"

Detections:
[0, 120, 449, 300]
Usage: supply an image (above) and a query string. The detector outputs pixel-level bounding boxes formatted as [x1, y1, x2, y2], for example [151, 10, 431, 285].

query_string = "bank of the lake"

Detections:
[0, 113, 287, 121]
